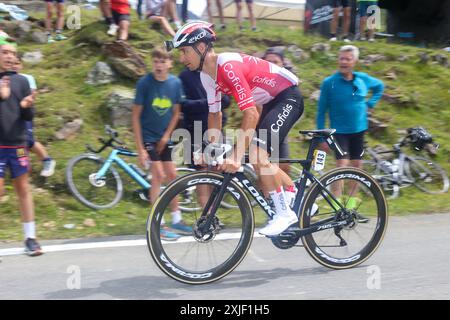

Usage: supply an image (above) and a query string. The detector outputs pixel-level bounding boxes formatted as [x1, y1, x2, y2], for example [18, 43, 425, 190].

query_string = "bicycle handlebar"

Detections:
[85, 126, 126, 153]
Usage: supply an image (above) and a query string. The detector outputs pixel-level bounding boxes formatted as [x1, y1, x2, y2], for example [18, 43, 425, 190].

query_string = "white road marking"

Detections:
[0, 231, 266, 257]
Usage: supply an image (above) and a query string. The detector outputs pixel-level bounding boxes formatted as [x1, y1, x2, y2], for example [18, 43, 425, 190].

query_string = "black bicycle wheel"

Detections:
[66, 154, 123, 210]
[147, 171, 254, 284]
[300, 167, 388, 269]
[405, 156, 449, 194]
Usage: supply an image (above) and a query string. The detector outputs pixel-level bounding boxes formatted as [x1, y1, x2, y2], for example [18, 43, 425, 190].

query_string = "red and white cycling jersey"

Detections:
[200, 52, 298, 113]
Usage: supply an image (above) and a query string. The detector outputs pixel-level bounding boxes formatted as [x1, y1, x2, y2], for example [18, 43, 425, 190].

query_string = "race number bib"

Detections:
[312, 149, 326, 171]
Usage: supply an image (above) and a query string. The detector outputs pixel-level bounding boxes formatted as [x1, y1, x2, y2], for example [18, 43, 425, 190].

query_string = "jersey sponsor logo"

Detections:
[223, 63, 247, 101]
[252, 76, 276, 88]
[270, 104, 293, 133]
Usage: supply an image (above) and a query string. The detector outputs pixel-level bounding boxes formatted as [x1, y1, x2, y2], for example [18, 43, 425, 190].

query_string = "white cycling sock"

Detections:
[285, 185, 297, 208]
[269, 186, 292, 218]
[23, 221, 36, 240]
[171, 210, 182, 224]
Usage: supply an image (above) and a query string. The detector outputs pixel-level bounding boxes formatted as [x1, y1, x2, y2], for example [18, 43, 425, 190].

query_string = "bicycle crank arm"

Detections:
[276, 220, 349, 238]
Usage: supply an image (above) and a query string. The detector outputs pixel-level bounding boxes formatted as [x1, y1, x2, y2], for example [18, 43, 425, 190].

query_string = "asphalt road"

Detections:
[1, 213, 449, 300]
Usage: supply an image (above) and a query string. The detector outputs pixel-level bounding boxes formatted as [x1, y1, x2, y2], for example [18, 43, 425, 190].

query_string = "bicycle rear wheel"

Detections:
[300, 167, 388, 269]
[66, 154, 123, 210]
[147, 172, 254, 284]
[405, 156, 449, 194]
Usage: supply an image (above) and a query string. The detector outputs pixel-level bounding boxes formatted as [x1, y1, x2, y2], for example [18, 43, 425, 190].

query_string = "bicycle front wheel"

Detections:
[147, 171, 255, 284]
[405, 156, 449, 194]
[66, 154, 123, 210]
[300, 167, 388, 269]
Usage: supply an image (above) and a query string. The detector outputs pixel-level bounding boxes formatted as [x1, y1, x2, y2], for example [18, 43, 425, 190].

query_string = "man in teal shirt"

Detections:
[317, 45, 384, 169]
[316, 45, 384, 212]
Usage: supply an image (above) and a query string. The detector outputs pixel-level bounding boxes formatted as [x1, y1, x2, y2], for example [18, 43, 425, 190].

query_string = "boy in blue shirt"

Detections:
[132, 48, 190, 241]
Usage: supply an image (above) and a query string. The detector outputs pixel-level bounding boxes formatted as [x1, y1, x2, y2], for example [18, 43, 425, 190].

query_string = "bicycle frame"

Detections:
[197, 136, 347, 238]
[95, 148, 151, 190]
[366, 145, 413, 186]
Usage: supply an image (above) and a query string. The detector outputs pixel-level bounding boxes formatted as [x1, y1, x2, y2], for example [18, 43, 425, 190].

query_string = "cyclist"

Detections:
[166, 21, 303, 236]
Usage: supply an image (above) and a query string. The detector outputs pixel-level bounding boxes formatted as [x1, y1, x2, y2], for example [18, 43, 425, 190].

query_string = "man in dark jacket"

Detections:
[178, 67, 230, 207]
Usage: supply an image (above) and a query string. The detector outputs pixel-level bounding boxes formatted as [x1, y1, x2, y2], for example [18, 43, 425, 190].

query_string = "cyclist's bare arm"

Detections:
[234, 107, 259, 162]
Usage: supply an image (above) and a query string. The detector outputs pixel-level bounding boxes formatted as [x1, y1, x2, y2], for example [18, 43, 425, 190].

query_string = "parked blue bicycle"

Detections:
[66, 126, 195, 210]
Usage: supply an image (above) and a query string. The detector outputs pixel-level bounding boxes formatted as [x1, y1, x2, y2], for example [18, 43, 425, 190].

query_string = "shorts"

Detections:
[45, 0, 64, 3]
[0, 147, 29, 179]
[332, 0, 350, 8]
[334, 131, 365, 160]
[144, 142, 172, 162]
[358, 1, 378, 17]
[252, 86, 303, 156]
[112, 10, 130, 25]
[235, 0, 253, 3]
[26, 121, 35, 149]
[147, 0, 165, 16]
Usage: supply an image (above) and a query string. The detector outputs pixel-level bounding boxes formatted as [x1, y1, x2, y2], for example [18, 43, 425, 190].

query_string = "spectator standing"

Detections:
[0, 40, 42, 256]
[132, 48, 191, 240]
[110, 0, 131, 41]
[206, 0, 226, 30]
[12, 56, 56, 177]
[178, 67, 230, 207]
[329, 0, 351, 42]
[358, 0, 378, 41]
[316, 45, 384, 209]
[45, 0, 67, 43]
[235, 0, 257, 31]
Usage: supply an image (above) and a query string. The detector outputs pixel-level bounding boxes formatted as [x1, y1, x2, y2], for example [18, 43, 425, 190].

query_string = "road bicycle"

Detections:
[66, 126, 195, 211]
[363, 127, 448, 199]
[146, 129, 388, 284]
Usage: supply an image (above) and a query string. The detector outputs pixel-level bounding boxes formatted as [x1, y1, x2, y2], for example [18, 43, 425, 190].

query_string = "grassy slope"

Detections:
[0, 10, 449, 241]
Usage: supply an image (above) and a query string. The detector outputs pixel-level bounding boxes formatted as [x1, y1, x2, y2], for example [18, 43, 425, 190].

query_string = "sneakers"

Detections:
[107, 24, 119, 36]
[55, 33, 67, 41]
[170, 221, 193, 236]
[160, 226, 181, 241]
[24, 238, 43, 256]
[259, 210, 298, 236]
[329, 36, 337, 41]
[40, 159, 56, 177]
[47, 36, 55, 44]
